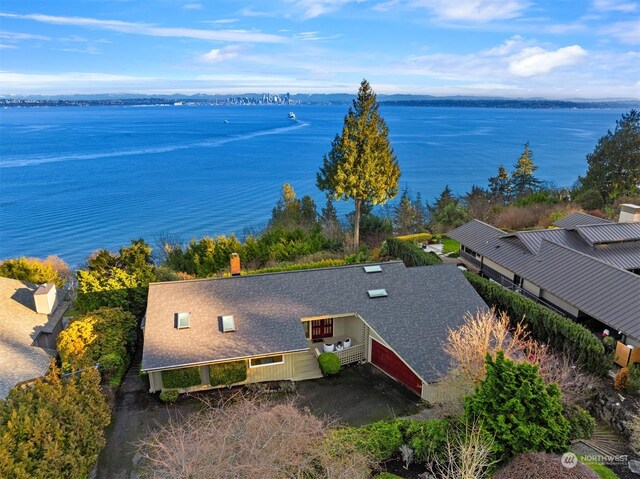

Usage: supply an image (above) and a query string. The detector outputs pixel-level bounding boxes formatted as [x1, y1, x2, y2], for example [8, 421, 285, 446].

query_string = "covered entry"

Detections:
[371, 339, 422, 396]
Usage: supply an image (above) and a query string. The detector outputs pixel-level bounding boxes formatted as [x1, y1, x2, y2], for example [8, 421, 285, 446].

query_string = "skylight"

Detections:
[363, 265, 382, 273]
[221, 315, 236, 332]
[367, 289, 388, 298]
[175, 312, 190, 329]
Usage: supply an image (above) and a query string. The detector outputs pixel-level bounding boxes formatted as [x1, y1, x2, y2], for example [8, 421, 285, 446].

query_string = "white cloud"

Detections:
[508, 45, 587, 77]
[0, 44, 16, 49]
[205, 19, 239, 24]
[200, 44, 243, 63]
[293, 31, 342, 41]
[600, 20, 640, 44]
[0, 12, 286, 43]
[483, 35, 524, 56]
[287, 0, 362, 20]
[0, 30, 51, 41]
[411, 0, 530, 22]
[183, 3, 203, 10]
[592, 0, 637, 12]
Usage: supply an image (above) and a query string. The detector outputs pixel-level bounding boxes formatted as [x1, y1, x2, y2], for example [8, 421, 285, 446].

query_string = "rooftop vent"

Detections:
[175, 312, 190, 329]
[363, 265, 382, 273]
[367, 289, 388, 298]
[221, 315, 236, 332]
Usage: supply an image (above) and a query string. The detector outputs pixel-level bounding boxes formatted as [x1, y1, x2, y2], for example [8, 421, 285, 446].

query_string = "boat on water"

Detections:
[288, 111, 296, 120]
[224, 120, 229, 124]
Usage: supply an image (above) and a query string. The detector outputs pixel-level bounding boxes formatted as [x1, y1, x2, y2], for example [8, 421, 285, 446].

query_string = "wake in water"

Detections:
[0, 120, 310, 168]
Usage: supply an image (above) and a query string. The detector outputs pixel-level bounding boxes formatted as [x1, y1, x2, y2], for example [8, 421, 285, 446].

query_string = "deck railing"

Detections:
[314, 343, 366, 365]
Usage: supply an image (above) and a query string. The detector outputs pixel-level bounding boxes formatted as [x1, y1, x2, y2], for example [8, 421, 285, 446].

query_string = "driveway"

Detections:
[95, 362, 425, 478]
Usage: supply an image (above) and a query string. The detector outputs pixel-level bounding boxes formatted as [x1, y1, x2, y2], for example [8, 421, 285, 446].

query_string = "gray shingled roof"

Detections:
[0, 277, 61, 399]
[553, 212, 612, 229]
[141, 262, 488, 382]
[448, 220, 640, 339]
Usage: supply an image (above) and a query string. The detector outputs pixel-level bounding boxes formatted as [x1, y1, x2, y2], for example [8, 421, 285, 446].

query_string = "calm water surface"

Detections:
[0, 104, 629, 265]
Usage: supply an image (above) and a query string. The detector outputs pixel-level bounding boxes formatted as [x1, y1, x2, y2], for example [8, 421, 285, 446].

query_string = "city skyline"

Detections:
[0, 0, 638, 98]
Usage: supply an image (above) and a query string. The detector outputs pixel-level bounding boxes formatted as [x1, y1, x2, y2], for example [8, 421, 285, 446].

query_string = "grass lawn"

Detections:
[581, 458, 619, 479]
[441, 236, 460, 254]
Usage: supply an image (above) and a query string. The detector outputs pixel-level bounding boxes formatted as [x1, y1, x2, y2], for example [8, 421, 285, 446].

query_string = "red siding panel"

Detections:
[371, 339, 422, 396]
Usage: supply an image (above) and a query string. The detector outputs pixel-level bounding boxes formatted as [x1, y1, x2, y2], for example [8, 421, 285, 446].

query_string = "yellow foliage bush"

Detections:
[395, 232, 433, 243]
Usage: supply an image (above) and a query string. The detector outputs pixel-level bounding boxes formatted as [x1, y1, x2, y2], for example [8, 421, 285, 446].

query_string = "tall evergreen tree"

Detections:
[579, 109, 640, 200]
[428, 185, 469, 233]
[270, 183, 301, 228]
[394, 188, 421, 235]
[488, 164, 511, 200]
[316, 79, 400, 249]
[511, 142, 541, 198]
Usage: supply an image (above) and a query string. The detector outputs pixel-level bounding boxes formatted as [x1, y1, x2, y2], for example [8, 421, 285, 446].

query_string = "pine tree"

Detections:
[270, 183, 301, 228]
[579, 109, 640, 200]
[488, 165, 511, 200]
[394, 188, 420, 235]
[511, 142, 541, 198]
[316, 79, 400, 249]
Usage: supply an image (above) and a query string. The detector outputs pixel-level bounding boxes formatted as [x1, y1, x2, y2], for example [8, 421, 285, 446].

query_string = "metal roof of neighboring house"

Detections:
[0, 277, 66, 399]
[525, 241, 640, 339]
[553, 212, 612, 229]
[448, 220, 640, 339]
[574, 222, 640, 246]
[141, 262, 488, 383]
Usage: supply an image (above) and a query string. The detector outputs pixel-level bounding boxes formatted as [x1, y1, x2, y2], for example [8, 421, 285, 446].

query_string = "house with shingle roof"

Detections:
[141, 261, 488, 399]
[448, 209, 640, 350]
[0, 277, 70, 399]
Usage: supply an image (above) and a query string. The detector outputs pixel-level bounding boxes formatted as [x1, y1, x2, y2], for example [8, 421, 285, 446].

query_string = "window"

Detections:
[367, 289, 388, 298]
[221, 315, 235, 332]
[175, 312, 190, 329]
[250, 355, 284, 367]
[363, 265, 382, 273]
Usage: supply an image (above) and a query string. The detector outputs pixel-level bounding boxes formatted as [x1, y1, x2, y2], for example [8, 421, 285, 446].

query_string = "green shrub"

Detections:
[402, 418, 450, 462]
[161, 367, 202, 389]
[376, 474, 403, 479]
[159, 389, 180, 403]
[574, 189, 605, 211]
[209, 361, 247, 386]
[464, 352, 570, 458]
[395, 232, 433, 243]
[627, 363, 640, 394]
[330, 420, 404, 461]
[241, 259, 348, 275]
[98, 353, 126, 387]
[57, 307, 138, 384]
[318, 352, 341, 375]
[565, 405, 596, 440]
[384, 238, 442, 267]
[0, 365, 111, 479]
[463, 273, 611, 376]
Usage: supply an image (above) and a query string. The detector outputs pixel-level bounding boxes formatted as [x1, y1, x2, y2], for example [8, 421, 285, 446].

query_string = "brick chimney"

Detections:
[230, 253, 241, 276]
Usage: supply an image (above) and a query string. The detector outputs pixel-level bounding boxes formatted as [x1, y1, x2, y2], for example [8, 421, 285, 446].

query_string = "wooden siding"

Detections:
[246, 355, 294, 382]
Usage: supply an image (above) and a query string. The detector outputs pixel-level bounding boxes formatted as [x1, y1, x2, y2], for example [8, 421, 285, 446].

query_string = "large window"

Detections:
[250, 355, 284, 367]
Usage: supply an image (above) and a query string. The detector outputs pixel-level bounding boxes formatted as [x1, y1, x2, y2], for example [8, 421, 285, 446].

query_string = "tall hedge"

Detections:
[0, 365, 111, 479]
[464, 272, 611, 376]
[209, 361, 247, 387]
[385, 238, 442, 267]
[161, 367, 202, 389]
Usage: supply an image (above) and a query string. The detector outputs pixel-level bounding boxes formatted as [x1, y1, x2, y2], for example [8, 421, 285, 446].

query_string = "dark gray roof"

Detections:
[141, 262, 488, 382]
[449, 220, 640, 339]
[553, 212, 612, 229]
[574, 222, 640, 246]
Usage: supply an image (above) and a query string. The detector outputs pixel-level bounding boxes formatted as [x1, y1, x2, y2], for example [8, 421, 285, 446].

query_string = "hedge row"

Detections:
[329, 418, 450, 463]
[162, 367, 202, 389]
[209, 361, 247, 386]
[463, 272, 611, 376]
[395, 232, 433, 243]
[232, 258, 349, 276]
[385, 238, 442, 267]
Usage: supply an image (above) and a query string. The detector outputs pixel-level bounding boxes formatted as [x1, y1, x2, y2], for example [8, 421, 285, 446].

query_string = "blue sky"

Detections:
[0, 0, 638, 98]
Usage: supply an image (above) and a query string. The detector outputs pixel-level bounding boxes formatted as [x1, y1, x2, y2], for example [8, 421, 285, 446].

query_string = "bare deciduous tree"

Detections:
[425, 420, 498, 479]
[444, 308, 530, 384]
[136, 395, 371, 479]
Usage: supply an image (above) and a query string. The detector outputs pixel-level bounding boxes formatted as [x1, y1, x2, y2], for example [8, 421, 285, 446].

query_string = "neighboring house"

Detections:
[0, 277, 71, 399]
[141, 261, 488, 400]
[448, 209, 640, 347]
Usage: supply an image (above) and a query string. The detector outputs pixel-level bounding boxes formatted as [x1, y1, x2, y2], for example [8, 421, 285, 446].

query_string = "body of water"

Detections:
[0, 104, 629, 266]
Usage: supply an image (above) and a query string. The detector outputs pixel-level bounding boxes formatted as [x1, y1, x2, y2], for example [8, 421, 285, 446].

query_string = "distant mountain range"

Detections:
[1, 93, 638, 109]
